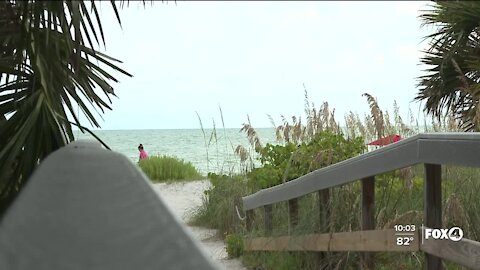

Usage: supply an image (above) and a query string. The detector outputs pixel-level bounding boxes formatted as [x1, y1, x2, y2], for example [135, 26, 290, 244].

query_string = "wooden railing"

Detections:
[0, 140, 218, 270]
[242, 133, 480, 270]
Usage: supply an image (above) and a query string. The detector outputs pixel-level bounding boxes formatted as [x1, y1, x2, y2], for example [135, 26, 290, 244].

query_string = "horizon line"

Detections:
[72, 127, 276, 132]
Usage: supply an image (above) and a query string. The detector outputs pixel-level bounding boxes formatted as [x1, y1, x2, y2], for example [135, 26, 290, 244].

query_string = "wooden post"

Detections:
[424, 164, 442, 270]
[264, 204, 273, 236]
[288, 198, 298, 234]
[318, 189, 331, 269]
[246, 210, 254, 232]
[362, 176, 375, 270]
[318, 189, 330, 232]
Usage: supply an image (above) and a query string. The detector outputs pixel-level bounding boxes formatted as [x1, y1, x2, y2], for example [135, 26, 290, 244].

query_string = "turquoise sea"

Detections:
[75, 128, 278, 175]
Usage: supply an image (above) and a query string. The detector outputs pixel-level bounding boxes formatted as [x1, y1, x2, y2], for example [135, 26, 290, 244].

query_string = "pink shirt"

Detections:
[139, 149, 148, 160]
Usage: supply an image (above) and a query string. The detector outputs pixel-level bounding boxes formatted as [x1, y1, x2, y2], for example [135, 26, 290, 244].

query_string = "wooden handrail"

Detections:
[421, 228, 480, 269]
[243, 133, 480, 211]
[241, 132, 480, 270]
[244, 229, 420, 252]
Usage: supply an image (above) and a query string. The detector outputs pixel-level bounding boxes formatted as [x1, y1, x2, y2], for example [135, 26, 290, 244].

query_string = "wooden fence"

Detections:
[242, 133, 480, 269]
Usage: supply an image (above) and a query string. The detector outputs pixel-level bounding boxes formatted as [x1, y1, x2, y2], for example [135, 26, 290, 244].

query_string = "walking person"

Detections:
[138, 144, 148, 161]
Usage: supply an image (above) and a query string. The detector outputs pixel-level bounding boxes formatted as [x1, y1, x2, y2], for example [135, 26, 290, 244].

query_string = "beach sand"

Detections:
[152, 180, 246, 270]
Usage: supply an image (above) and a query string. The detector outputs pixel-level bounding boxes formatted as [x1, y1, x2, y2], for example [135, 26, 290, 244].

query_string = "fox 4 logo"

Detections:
[424, 227, 463, 241]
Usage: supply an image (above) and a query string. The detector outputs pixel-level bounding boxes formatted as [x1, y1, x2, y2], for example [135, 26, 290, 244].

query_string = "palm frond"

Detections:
[417, 1, 480, 131]
[0, 0, 133, 209]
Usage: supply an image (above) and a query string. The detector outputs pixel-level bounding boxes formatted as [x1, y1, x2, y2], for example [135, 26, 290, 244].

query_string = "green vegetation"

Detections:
[416, 1, 480, 131]
[225, 233, 244, 258]
[193, 87, 480, 269]
[243, 252, 309, 270]
[2, 1, 480, 268]
[247, 131, 365, 190]
[138, 155, 203, 182]
[0, 1, 132, 213]
[190, 173, 247, 235]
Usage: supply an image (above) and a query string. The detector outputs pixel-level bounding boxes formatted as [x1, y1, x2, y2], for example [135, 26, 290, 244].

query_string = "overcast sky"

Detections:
[84, 1, 434, 130]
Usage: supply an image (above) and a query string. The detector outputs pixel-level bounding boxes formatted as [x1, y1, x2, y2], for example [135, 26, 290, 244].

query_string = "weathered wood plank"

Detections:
[317, 189, 331, 268]
[361, 177, 375, 231]
[362, 176, 375, 269]
[420, 233, 480, 270]
[243, 133, 480, 211]
[246, 210, 254, 232]
[318, 189, 330, 233]
[424, 164, 442, 270]
[264, 204, 273, 236]
[244, 229, 419, 252]
[288, 198, 298, 234]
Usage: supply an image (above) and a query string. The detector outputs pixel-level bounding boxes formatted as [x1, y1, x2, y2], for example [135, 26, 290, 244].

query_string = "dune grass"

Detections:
[138, 155, 203, 182]
[193, 90, 479, 268]
[189, 173, 247, 235]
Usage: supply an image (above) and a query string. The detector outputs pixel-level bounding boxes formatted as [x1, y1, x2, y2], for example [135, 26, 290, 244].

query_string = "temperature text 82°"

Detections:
[396, 236, 414, 246]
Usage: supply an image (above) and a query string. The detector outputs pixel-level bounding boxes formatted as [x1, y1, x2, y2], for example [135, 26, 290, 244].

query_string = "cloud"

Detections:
[89, 2, 435, 129]
[393, 40, 431, 63]
[373, 55, 385, 67]
[395, 45, 421, 60]
[279, 7, 325, 33]
[337, 53, 357, 69]
[393, 1, 432, 17]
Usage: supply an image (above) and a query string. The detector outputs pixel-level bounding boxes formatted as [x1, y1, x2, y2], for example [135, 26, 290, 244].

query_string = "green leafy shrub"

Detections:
[247, 131, 365, 190]
[138, 155, 203, 182]
[197, 88, 480, 269]
[243, 252, 308, 270]
[225, 233, 244, 258]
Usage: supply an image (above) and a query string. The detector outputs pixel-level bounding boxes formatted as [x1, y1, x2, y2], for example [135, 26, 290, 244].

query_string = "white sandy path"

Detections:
[152, 180, 246, 270]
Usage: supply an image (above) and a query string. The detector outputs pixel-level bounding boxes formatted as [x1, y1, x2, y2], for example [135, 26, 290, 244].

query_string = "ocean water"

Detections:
[74, 128, 278, 175]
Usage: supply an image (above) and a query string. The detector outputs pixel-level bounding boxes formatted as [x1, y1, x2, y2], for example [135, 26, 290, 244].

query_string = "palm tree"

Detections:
[416, 1, 480, 131]
[0, 1, 132, 212]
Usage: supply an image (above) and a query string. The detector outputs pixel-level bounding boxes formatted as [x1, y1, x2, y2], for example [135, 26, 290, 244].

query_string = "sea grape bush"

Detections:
[247, 131, 365, 190]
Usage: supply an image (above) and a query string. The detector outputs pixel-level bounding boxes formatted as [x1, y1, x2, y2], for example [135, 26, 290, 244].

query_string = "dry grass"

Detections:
[239, 115, 263, 153]
[231, 88, 477, 269]
[363, 93, 385, 139]
[444, 192, 467, 230]
[237, 88, 464, 167]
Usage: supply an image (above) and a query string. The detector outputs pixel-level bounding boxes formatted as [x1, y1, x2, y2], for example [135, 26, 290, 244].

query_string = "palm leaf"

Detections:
[417, 1, 480, 131]
[0, 0, 139, 210]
